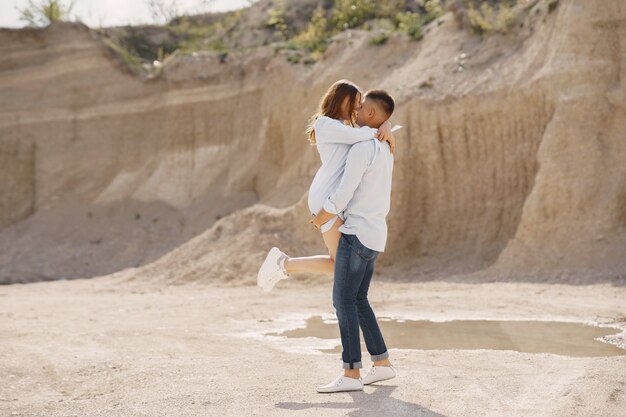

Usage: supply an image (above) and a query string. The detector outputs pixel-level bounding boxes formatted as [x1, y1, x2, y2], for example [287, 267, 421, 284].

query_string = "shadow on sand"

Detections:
[276, 385, 447, 417]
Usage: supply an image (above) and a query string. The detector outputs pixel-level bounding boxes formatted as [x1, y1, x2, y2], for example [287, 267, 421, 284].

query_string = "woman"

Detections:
[257, 79, 394, 288]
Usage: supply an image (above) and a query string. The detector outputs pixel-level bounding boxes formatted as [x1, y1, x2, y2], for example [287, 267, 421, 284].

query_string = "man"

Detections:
[312, 90, 398, 393]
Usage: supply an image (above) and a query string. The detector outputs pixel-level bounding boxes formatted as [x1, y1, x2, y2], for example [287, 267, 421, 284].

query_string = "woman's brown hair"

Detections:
[306, 80, 361, 145]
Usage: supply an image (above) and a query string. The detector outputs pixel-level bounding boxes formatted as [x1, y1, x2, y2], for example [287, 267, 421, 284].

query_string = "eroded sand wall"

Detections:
[0, 0, 624, 284]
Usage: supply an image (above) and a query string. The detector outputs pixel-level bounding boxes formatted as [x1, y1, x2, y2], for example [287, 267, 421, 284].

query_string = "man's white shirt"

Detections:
[323, 138, 394, 252]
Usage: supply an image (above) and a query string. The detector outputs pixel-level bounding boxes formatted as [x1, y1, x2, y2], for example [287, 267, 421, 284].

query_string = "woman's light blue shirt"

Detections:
[307, 116, 378, 233]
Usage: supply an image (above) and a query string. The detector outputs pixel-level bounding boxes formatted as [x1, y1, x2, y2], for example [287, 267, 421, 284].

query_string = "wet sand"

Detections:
[1, 276, 625, 417]
[270, 316, 625, 357]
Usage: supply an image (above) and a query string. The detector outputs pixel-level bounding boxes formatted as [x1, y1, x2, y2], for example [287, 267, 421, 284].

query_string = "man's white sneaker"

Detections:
[316, 374, 363, 393]
[361, 365, 397, 385]
[257, 247, 289, 292]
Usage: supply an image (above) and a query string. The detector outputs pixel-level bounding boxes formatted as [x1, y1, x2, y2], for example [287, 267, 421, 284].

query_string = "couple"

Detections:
[257, 79, 398, 393]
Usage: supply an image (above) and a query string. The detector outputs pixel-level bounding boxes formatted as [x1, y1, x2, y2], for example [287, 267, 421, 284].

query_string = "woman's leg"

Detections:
[322, 218, 343, 262]
[283, 255, 333, 274]
[283, 218, 344, 275]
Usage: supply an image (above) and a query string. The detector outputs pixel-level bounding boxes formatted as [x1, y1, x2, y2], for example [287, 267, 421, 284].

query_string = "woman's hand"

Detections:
[376, 120, 396, 154]
[309, 215, 321, 231]
[311, 214, 327, 231]
[310, 209, 335, 231]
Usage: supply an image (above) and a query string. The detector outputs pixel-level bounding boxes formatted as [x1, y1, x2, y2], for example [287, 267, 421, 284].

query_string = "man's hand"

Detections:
[376, 120, 396, 154]
[310, 209, 335, 231]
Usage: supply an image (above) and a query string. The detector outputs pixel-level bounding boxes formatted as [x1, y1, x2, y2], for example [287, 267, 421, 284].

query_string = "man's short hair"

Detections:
[364, 90, 395, 118]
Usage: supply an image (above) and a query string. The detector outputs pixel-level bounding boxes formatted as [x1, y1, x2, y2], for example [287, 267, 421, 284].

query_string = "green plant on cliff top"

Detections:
[419, 0, 445, 25]
[375, 0, 408, 19]
[102, 38, 142, 73]
[369, 31, 390, 45]
[18, 0, 76, 27]
[170, 10, 243, 54]
[267, 0, 289, 39]
[290, 6, 331, 56]
[332, 0, 378, 30]
[467, 1, 518, 35]
[394, 11, 424, 40]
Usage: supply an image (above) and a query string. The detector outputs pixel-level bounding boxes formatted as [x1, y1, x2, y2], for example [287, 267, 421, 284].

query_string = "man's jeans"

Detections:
[333, 233, 389, 369]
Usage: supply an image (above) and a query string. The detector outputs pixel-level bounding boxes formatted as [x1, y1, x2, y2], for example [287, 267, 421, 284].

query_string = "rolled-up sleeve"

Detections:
[315, 117, 378, 145]
[323, 142, 372, 214]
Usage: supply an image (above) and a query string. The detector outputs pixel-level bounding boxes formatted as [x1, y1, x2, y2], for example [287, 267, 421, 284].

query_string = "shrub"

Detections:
[364, 17, 397, 32]
[376, 0, 408, 19]
[286, 52, 302, 64]
[170, 17, 216, 52]
[395, 11, 424, 40]
[102, 38, 142, 73]
[369, 31, 390, 45]
[332, 0, 378, 30]
[467, 1, 517, 35]
[420, 0, 445, 25]
[120, 29, 178, 61]
[18, 0, 75, 26]
[267, 0, 289, 38]
[170, 10, 242, 54]
[290, 7, 331, 55]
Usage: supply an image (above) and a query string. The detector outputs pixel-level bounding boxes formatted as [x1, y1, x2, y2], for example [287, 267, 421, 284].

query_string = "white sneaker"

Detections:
[257, 247, 289, 292]
[316, 374, 363, 393]
[361, 365, 397, 385]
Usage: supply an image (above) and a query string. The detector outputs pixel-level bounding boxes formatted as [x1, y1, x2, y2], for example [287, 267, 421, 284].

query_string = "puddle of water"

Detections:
[267, 316, 625, 357]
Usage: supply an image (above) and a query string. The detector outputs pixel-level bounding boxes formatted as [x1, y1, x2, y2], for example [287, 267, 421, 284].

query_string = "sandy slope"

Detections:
[1, 277, 625, 417]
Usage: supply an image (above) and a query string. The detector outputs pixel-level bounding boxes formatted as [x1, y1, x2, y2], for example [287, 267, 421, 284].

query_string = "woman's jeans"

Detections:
[333, 233, 389, 369]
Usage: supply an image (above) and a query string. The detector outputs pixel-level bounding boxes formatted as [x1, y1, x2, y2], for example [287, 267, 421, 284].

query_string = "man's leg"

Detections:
[356, 256, 390, 366]
[333, 234, 370, 378]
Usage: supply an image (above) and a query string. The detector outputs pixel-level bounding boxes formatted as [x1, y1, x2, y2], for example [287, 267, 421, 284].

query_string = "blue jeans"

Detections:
[333, 233, 389, 369]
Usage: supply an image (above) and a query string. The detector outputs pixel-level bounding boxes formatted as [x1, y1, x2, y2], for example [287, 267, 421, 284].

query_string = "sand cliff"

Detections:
[0, 0, 624, 285]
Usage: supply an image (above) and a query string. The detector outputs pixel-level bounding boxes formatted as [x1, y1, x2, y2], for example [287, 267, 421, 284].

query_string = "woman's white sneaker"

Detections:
[257, 247, 289, 292]
[361, 365, 396, 385]
[316, 374, 363, 393]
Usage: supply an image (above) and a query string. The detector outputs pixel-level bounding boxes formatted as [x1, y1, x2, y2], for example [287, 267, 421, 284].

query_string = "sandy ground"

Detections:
[1, 276, 625, 417]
